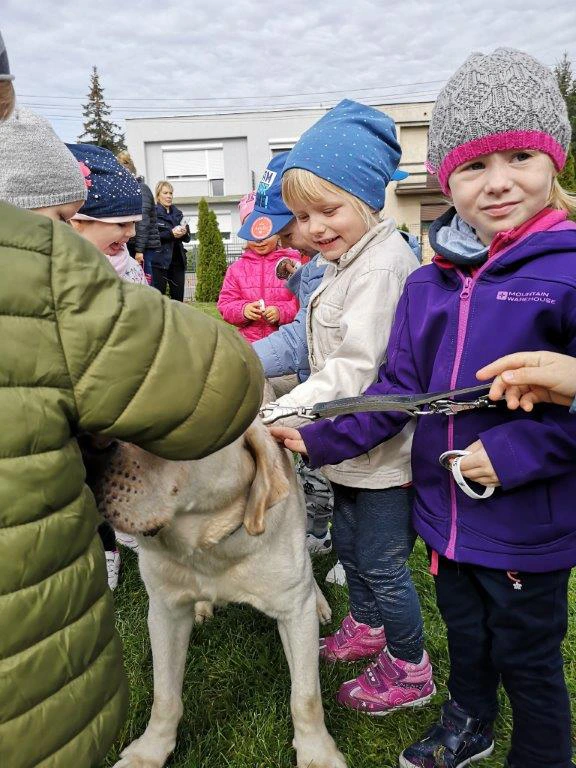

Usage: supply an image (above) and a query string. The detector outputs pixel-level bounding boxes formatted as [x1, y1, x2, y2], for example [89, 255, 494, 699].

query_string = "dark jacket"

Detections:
[128, 178, 160, 256]
[301, 210, 576, 573]
[154, 203, 190, 269]
[0, 202, 263, 768]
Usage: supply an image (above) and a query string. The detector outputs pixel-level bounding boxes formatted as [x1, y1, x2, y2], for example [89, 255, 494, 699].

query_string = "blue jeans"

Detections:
[331, 483, 424, 663]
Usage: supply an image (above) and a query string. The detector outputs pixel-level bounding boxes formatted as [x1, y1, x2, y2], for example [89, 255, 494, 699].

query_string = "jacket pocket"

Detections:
[312, 302, 342, 358]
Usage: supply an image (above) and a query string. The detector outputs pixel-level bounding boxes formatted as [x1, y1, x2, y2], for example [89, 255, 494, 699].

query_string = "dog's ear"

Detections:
[243, 421, 290, 535]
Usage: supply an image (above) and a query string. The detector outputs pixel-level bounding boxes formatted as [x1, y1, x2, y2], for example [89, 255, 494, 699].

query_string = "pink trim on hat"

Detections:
[437, 131, 567, 194]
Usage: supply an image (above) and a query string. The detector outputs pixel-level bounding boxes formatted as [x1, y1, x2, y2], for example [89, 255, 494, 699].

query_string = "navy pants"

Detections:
[331, 483, 424, 663]
[152, 259, 185, 301]
[434, 555, 573, 767]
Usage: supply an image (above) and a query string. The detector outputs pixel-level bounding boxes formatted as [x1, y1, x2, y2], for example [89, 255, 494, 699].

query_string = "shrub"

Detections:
[195, 199, 228, 302]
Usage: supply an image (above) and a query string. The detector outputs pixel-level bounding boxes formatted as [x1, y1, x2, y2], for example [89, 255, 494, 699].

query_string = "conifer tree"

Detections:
[554, 53, 576, 156]
[79, 66, 126, 152]
[195, 199, 228, 302]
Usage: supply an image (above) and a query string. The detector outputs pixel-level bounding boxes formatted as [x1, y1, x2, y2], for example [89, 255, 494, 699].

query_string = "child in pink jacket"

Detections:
[217, 193, 301, 342]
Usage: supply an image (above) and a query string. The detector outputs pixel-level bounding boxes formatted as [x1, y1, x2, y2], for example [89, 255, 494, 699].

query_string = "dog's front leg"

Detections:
[113, 596, 194, 768]
[277, 592, 348, 768]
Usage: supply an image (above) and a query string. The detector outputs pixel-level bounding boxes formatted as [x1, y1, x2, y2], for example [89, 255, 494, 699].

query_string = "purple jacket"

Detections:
[301, 210, 576, 572]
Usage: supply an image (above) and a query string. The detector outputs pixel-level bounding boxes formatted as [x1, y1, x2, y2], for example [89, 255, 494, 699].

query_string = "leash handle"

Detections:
[439, 450, 495, 501]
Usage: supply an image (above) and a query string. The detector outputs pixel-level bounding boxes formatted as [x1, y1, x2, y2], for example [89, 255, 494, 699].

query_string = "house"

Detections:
[125, 101, 449, 264]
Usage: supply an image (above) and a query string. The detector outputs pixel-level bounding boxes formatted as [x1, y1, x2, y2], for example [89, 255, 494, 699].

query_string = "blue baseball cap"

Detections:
[282, 99, 406, 210]
[237, 152, 295, 241]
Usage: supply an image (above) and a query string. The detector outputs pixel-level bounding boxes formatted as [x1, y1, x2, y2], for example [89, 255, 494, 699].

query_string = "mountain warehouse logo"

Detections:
[496, 290, 556, 305]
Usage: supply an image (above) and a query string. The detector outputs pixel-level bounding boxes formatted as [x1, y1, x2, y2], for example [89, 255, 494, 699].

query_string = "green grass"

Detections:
[192, 301, 222, 321]
[104, 542, 575, 767]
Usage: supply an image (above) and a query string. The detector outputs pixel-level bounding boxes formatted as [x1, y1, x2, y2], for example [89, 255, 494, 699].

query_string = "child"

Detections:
[239, 154, 334, 555]
[67, 142, 147, 587]
[217, 191, 300, 342]
[273, 49, 576, 768]
[264, 99, 431, 714]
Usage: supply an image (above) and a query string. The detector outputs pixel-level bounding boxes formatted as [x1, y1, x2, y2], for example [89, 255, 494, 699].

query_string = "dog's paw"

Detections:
[194, 600, 214, 624]
[314, 587, 332, 625]
[112, 754, 162, 768]
[112, 737, 171, 768]
[296, 745, 348, 768]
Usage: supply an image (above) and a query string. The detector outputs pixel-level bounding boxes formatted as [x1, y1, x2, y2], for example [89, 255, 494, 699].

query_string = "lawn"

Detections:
[104, 544, 575, 768]
[104, 301, 575, 767]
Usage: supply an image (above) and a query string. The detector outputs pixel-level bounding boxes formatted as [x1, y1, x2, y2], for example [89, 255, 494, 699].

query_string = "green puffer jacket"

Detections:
[0, 203, 263, 768]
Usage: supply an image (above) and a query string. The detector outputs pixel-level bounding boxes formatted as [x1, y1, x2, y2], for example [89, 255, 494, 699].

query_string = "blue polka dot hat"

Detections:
[67, 143, 142, 221]
[282, 99, 407, 211]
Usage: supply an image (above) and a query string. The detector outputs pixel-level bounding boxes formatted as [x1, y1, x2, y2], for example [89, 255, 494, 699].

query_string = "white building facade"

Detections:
[126, 101, 448, 263]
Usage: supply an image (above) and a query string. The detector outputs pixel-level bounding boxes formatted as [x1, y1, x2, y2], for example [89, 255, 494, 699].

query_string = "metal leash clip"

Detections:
[418, 394, 494, 417]
[260, 403, 318, 425]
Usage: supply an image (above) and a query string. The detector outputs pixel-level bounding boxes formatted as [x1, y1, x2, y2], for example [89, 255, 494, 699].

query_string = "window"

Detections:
[210, 179, 224, 196]
[162, 144, 224, 183]
[269, 138, 299, 157]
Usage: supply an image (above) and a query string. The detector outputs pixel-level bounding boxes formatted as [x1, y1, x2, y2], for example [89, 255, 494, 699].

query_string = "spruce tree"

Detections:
[554, 53, 576, 156]
[79, 66, 126, 152]
[195, 200, 228, 302]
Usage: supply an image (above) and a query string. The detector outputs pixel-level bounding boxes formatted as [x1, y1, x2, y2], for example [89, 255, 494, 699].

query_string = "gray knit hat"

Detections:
[0, 31, 14, 81]
[0, 107, 87, 209]
[427, 48, 572, 194]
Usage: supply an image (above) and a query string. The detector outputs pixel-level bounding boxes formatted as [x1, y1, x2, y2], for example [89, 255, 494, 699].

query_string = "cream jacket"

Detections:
[276, 219, 419, 488]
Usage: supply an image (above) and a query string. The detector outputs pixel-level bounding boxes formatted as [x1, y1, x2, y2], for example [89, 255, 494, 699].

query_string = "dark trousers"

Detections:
[434, 555, 573, 767]
[98, 521, 116, 551]
[152, 259, 185, 301]
[331, 483, 424, 663]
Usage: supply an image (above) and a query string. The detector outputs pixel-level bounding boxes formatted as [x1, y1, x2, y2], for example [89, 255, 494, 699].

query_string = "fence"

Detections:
[184, 235, 245, 301]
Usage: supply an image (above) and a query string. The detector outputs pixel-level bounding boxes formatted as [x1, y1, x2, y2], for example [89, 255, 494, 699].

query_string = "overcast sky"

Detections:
[3, 0, 575, 144]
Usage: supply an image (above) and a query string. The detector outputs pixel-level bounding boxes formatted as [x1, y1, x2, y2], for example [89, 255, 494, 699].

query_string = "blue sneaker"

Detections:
[399, 699, 494, 768]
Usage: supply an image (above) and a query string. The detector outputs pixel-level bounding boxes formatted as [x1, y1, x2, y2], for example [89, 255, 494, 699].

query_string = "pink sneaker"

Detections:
[319, 613, 386, 662]
[337, 648, 435, 715]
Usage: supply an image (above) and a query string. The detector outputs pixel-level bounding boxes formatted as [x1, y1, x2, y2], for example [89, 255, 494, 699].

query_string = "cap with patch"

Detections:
[238, 152, 295, 241]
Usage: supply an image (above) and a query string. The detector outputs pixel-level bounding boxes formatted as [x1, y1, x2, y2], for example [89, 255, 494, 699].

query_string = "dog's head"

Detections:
[80, 418, 292, 541]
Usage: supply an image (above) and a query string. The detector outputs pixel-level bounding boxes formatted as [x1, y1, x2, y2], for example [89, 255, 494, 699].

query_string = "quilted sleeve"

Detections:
[50, 223, 263, 459]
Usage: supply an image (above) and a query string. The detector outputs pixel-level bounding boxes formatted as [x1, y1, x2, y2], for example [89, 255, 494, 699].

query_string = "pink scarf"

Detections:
[106, 244, 131, 278]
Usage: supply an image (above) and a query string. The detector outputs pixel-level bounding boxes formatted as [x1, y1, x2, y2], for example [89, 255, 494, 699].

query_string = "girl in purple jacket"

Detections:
[272, 49, 576, 768]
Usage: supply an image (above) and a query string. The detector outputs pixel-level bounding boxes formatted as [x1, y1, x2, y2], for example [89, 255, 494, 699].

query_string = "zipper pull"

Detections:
[460, 276, 472, 300]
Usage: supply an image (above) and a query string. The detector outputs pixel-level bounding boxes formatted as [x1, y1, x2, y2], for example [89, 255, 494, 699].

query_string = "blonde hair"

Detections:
[155, 180, 173, 203]
[548, 177, 576, 216]
[116, 150, 137, 175]
[0, 80, 15, 121]
[282, 168, 379, 232]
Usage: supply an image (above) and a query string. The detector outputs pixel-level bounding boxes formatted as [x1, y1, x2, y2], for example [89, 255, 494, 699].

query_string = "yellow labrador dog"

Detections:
[91, 417, 347, 768]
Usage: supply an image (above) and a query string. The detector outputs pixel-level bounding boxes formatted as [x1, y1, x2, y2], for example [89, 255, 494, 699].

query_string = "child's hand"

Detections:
[268, 426, 307, 455]
[243, 301, 264, 321]
[264, 306, 280, 324]
[458, 440, 500, 486]
[275, 258, 299, 280]
[477, 351, 576, 410]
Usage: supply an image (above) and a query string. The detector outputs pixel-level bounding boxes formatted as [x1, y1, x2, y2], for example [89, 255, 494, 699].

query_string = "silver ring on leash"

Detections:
[439, 450, 495, 501]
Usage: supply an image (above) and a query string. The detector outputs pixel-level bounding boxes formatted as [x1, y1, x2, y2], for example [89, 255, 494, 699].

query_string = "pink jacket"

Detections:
[217, 247, 301, 342]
